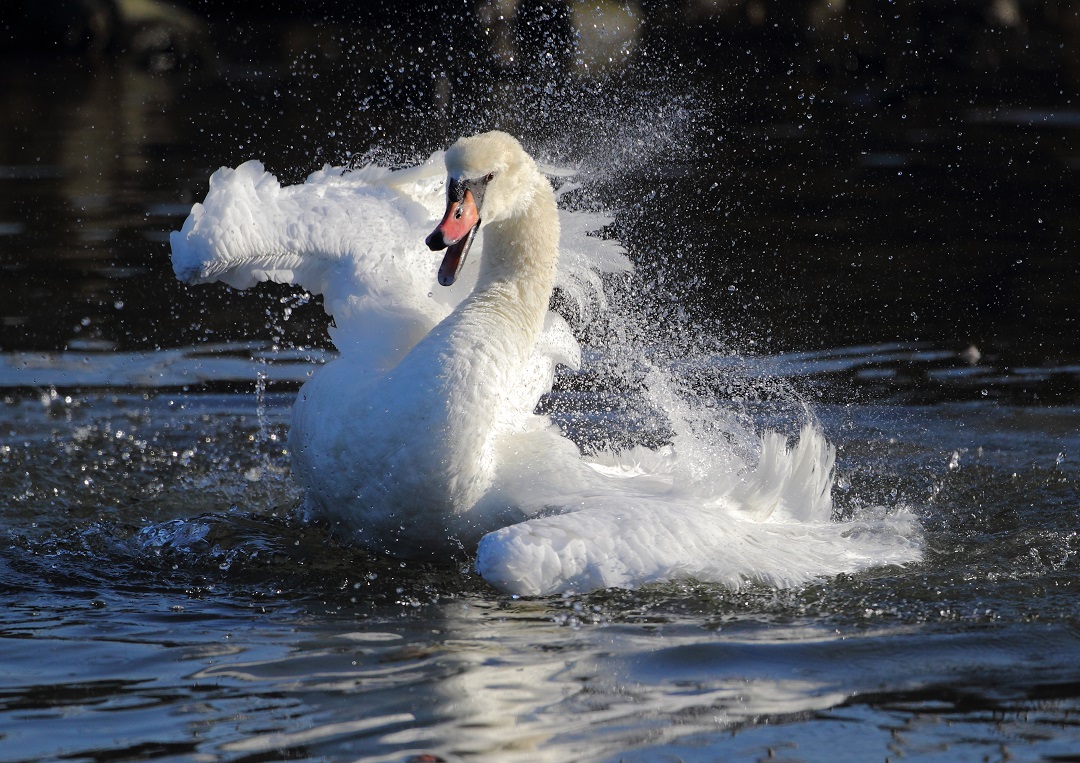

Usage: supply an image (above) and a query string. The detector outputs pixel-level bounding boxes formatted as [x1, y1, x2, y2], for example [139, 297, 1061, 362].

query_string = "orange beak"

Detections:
[426, 188, 481, 287]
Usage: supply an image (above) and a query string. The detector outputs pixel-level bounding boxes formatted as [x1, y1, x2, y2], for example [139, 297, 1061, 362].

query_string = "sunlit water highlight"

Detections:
[4, 372, 1080, 760]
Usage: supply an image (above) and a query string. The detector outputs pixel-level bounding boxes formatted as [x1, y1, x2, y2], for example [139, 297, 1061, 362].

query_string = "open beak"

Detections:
[426, 178, 484, 286]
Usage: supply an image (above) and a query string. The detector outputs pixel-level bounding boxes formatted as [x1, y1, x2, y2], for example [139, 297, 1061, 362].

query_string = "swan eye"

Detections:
[485, 172, 496, 183]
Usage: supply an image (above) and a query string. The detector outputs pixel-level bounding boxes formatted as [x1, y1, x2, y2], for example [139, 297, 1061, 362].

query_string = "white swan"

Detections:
[171, 131, 922, 595]
[290, 131, 569, 554]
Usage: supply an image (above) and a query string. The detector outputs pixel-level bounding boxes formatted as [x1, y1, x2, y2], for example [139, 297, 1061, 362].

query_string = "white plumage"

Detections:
[171, 131, 921, 595]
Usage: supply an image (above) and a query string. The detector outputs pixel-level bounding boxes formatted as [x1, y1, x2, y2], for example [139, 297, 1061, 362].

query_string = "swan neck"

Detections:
[476, 175, 559, 306]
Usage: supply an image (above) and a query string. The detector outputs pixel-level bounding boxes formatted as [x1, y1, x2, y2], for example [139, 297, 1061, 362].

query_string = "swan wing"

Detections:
[477, 425, 920, 595]
[171, 159, 433, 291]
[170, 159, 628, 320]
[170, 156, 628, 381]
[169, 157, 463, 366]
[478, 498, 921, 596]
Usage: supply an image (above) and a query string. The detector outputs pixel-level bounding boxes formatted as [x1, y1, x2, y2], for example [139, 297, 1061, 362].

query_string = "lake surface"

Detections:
[3, 4, 1080, 761]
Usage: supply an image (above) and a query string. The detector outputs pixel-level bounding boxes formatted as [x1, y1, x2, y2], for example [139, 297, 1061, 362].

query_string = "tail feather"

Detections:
[474, 424, 901, 598]
[732, 424, 835, 523]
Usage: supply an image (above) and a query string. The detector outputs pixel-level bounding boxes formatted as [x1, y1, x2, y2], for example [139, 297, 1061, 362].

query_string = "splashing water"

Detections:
[168, 121, 921, 596]
[6, 14, 1080, 761]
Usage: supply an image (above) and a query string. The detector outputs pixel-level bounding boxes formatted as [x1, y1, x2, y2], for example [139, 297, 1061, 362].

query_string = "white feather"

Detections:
[171, 133, 922, 595]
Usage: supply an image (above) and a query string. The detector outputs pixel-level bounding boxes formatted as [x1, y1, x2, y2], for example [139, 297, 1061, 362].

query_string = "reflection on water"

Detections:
[9, 596, 1079, 763]
[0, 342, 331, 391]
[3, 4, 1080, 761]
[3, 376, 1080, 759]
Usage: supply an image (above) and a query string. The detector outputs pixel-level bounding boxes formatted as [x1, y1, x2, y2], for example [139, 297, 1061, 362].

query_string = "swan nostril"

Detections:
[425, 230, 445, 250]
[455, 208, 463, 219]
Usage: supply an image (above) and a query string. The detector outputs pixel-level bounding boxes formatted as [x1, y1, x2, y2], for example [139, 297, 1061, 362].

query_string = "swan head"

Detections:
[426, 131, 540, 286]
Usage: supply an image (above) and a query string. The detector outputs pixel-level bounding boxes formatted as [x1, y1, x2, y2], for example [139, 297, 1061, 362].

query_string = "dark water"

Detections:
[3, 4, 1080, 761]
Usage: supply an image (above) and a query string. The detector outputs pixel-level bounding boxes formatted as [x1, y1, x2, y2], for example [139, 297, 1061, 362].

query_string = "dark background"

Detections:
[0, 0, 1077, 400]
